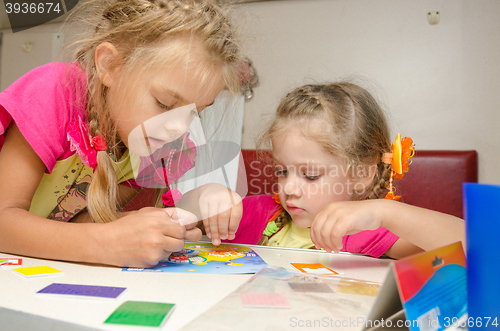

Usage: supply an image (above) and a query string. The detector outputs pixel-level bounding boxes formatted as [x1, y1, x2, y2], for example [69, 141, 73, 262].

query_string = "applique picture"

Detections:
[123, 243, 267, 274]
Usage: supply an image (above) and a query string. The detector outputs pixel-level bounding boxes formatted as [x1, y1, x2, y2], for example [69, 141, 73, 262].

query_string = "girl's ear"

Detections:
[95, 42, 120, 88]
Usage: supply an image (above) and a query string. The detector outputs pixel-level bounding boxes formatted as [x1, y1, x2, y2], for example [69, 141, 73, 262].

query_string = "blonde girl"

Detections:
[228, 83, 464, 259]
[0, 0, 242, 267]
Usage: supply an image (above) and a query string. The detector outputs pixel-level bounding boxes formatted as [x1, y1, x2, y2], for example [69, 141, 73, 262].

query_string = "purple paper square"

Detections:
[37, 283, 126, 299]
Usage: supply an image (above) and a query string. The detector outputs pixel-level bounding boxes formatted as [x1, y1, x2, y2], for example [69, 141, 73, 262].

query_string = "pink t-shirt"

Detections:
[226, 194, 399, 258]
[0, 62, 136, 221]
[0, 62, 87, 172]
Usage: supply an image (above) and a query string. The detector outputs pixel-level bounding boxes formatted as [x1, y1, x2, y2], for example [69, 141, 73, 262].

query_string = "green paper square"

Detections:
[104, 301, 175, 327]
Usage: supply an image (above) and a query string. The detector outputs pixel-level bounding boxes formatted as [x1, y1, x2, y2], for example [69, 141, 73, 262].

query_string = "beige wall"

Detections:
[1, 0, 499, 184]
[233, 0, 500, 184]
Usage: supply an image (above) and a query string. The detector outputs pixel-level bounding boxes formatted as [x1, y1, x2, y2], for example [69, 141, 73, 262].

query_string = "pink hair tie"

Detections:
[67, 115, 108, 171]
[90, 135, 108, 151]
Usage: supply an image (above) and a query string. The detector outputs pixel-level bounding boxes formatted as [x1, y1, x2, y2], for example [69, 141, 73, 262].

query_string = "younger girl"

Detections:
[0, 0, 242, 267]
[229, 83, 464, 259]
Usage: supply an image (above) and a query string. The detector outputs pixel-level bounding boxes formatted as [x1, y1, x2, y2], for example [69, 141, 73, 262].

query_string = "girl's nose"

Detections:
[164, 104, 197, 137]
[283, 174, 302, 197]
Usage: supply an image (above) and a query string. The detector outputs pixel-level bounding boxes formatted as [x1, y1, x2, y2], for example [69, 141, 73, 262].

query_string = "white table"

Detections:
[0, 242, 392, 330]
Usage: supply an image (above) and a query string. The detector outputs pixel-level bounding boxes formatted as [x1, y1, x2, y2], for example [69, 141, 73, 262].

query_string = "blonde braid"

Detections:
[86, 116, 119, 223]
[367, 162, 392, 200]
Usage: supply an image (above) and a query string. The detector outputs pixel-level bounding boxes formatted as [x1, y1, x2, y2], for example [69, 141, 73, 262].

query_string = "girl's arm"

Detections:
[380, 200, 465, 258]
[310, 199, 465, 259]
[0, 123, 199, 267]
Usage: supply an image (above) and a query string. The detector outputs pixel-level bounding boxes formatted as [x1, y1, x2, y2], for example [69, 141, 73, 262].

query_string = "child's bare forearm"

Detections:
[379, 199, 465, 251]
[0, 207, 106, 264]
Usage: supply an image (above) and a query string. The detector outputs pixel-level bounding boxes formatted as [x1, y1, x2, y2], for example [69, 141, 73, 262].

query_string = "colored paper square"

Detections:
[0, 258, 22, 268]
[290, 263, 339, 275]
[288, 282, 333, 293]
[241, 293, 291, 308]
[336, 278, 380, 297]
[104, 301, 175, 327]
[37, 283, 126, 299]
[13, 266, 63, 277]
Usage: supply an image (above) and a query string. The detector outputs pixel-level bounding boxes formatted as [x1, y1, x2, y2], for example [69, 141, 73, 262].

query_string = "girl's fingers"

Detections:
[162, 235, 185, 253]
[216, 208, 230, 240]
[207, 203, 221, 245]
[310, 213, 322, 247]
[165, 208, 198, 227]
[184, 227, 202, 242]
[328, 222, 346, 253]
[228, 202, 242, 240]
[203, 219, 211, 239]
[310, 212, 327, 250]
[200, 201, 211, 239]
[139, 207, 176, 221]
[164, 207, 179, 220]
[319, 217, 337, 252]
[159, 219, 185, 239]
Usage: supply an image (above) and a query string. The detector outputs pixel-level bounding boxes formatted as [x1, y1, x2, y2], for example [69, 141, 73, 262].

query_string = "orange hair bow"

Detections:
[382, 134, 415, 201]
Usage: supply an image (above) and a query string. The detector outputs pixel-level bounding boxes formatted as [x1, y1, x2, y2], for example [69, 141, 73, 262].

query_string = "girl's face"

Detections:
[273, 131, 361, 228]
[106, 52, 225, 156]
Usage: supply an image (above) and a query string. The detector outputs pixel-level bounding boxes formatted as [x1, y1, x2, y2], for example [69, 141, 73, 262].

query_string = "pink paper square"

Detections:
[241, 293, 290, 308]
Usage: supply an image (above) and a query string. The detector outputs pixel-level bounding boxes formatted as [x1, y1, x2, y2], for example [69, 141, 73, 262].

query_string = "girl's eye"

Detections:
[304, 174, 319, 180]
[275, 169, 288, 177]
[156, 99, 175, 111]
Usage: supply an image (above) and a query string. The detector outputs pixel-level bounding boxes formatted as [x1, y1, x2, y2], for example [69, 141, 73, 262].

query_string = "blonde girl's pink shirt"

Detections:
[225, 194, 399, 258]
[0, 62, 86, 170]
[0, 62, 136, 221]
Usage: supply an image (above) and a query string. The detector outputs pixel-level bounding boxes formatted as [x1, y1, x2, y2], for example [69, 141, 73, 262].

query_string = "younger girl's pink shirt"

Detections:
[225, 194, 399, 258]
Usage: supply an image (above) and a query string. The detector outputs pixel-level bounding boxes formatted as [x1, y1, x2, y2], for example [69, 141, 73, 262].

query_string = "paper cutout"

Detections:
[104, 301, 175, 327]
[37, 283, 126, 299]
[0, 258, 22, 268]
[241, 293, 290, 308]
[13, 266, 63, 277]
[290, 263, 339, 275]
[123, 243, 267, 274]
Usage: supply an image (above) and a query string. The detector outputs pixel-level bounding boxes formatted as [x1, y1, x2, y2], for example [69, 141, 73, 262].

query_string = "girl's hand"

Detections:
[198, 184, 243, 246]
[310, 200, 384, 253]
[164, 207, 201, 241]
[99, 207, 201, 267]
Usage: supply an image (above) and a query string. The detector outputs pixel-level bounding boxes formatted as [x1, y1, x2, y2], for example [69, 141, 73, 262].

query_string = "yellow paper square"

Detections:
[13, 266, 63, 277]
